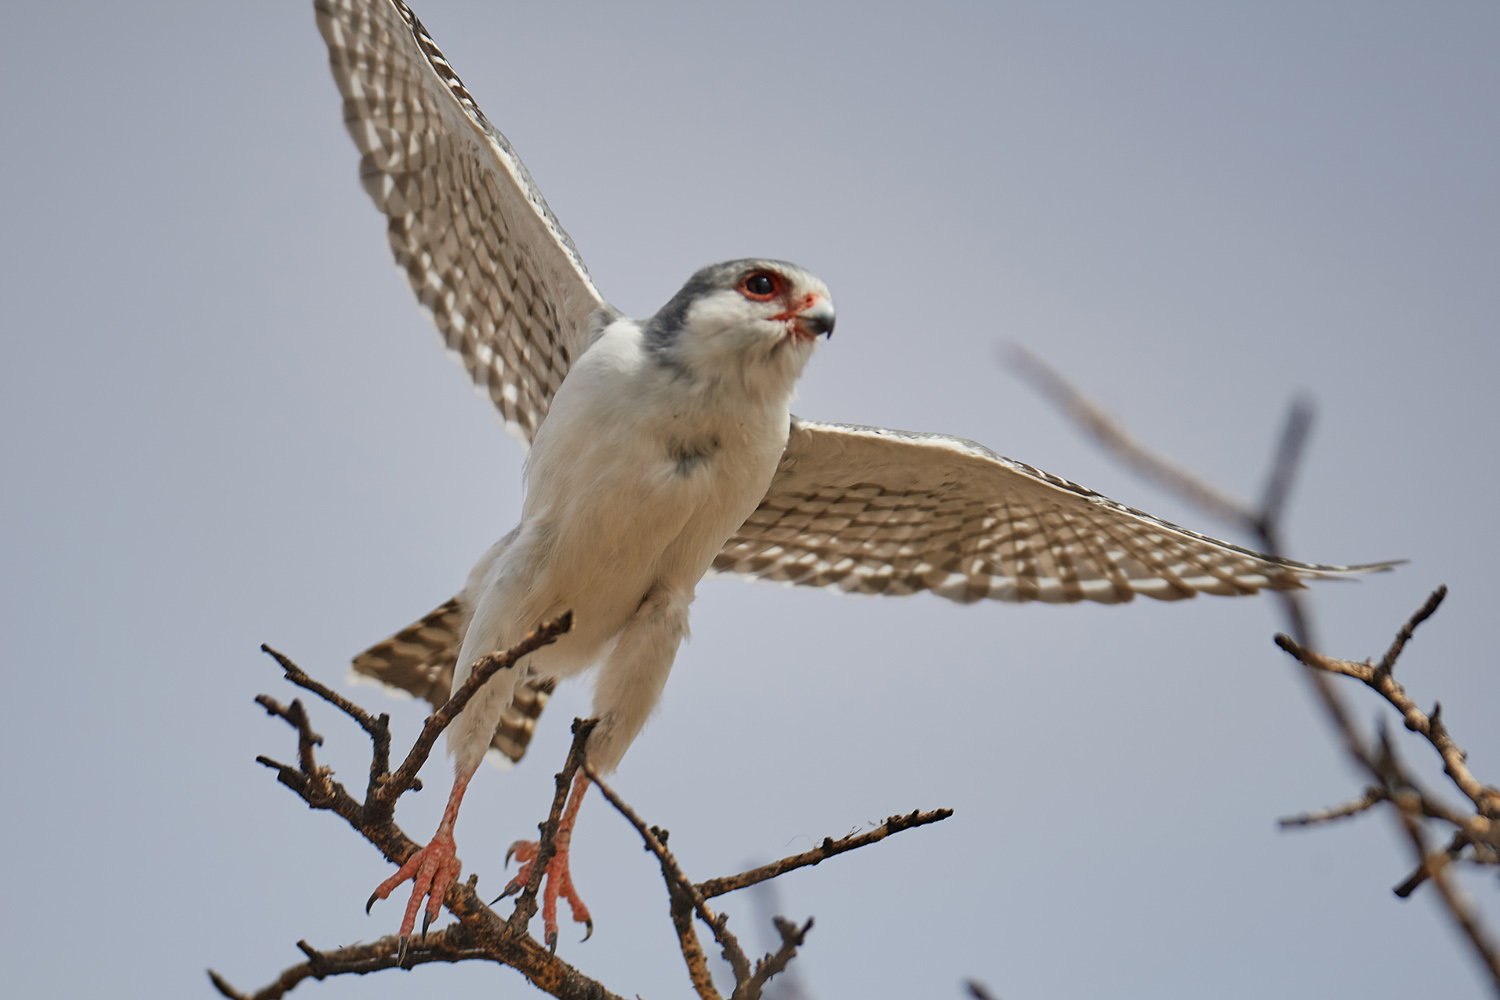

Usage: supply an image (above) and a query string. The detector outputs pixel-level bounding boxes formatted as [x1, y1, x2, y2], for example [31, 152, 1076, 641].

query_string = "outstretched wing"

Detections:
[714, 418, 1397, 604]
[315, 0, 609, 446]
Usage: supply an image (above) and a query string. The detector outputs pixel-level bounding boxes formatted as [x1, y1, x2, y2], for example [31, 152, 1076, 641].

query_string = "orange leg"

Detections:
[498, 771, 593, 952]
[366, 767, 473, 944]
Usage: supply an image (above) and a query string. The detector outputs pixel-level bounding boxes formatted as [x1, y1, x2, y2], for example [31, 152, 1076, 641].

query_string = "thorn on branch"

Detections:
[295, 940, 323, 968]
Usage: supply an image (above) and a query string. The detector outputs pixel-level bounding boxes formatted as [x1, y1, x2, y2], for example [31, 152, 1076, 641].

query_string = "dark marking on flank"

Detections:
[669, 435, 721, 476]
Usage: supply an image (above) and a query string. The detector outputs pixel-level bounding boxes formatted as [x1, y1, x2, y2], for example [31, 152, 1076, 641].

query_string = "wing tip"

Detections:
[1296, 557, 1407, 579]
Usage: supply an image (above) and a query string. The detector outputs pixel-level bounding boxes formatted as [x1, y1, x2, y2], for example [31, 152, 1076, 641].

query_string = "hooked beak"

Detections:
[781, 297, 836, 342]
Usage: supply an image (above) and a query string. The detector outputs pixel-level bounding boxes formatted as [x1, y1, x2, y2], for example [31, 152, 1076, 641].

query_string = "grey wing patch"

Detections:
[714, 418, 1399, 605]
[351, 596, 556, 765]
[314, 0, 609, 446]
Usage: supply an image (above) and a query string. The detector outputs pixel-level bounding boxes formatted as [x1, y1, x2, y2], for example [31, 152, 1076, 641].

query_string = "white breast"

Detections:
[478, 317, 791, 674]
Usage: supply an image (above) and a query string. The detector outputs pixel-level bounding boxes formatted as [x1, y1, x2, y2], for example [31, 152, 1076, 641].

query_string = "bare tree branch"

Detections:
[966, 979, 1001, 1000]
[262, 643, 397, 799]
[1274, 591, 1500, 826]
[696, 808, 953, 900]
[223, 613, 952, 999]
[1377, 726, 1500, 988]
[1010, 346, 1500, 994]
[1376, 585, 1449, 678]
[216, 618, 632, 1000]
[584, 763, 947, 1000]
[379, 611, 575, 812]
[741, 917, 814, 1000]
[584, 763, 755, 990]
[1255, 396, 1315, 532]
[254, 695, 324, 778]
[209, 929, 490, 1000]
[1395, 831, 1472, 899]
[505, 718, 596, 939]
[1006, 344, 1254, 531]
[1279, 787, 1386, 829]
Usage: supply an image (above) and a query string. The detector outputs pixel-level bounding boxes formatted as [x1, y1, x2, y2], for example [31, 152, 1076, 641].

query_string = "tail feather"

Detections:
[350, 597, 555, 765]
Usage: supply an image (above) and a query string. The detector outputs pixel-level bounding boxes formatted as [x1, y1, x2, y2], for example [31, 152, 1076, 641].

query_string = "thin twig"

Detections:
[254, 696, 324, 777]
[1275, 619, 1500, 825]
[1379, 728, 1500, 988]
[739, 917, 813, 1000]
[208, 929, 490, 1000]
[378, 612, 573, 808]
[1375, 585, 1448, 679]
[584, 763, 754, 987]
[1395, 831, 1472, 899]
[697, 808, 953, 900]
[966, 980, 1001, 1000]
[1012, 349, 1499, 993]
[1255, 396, 1315, 532]
[261, 644, 382, 734]
[1006, 344, 1254, 531]
[260, 643, 397, 798]
[506, 718, 596, 937]
[243, 643, 627, 1000]
[1279, 788, 1387, 829]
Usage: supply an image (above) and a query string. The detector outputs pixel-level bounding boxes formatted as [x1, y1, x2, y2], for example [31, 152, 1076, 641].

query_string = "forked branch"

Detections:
[1010, 346, 1499, 994]
[217, 614, 952, 999]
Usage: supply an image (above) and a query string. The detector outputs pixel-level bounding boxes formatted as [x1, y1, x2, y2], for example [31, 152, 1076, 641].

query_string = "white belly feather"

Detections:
[445, 317, 792, 770]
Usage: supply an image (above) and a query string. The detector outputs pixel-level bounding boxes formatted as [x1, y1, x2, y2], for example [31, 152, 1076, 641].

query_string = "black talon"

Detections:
[490, 881, 523, 906]
[580, 918, 594, 944]
[365, 891, 381, 915]
[421, 907, 436, 941]
[395, 935, 409, 967]
[547, 930, 558, 955]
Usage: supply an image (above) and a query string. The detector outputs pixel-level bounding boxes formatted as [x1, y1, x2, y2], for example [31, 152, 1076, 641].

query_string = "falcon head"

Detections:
[645, 259, 834, 393]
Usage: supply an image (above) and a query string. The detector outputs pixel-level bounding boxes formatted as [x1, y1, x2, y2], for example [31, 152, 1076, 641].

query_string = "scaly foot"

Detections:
[367, 826, 463, 941]
[367, 771, 472, 947]
[495, 772, 592, 952]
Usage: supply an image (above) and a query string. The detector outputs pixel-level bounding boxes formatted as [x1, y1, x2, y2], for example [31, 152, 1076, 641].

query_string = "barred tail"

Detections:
[350, 597, 555, 765]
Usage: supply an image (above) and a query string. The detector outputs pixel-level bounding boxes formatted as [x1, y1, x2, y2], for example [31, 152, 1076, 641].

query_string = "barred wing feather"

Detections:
[714, 419, 1398, 604]
[315, 0, 608, 447]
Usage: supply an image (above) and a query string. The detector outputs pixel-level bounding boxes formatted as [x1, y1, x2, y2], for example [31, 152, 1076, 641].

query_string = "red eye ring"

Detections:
[739, 270, 782, 301]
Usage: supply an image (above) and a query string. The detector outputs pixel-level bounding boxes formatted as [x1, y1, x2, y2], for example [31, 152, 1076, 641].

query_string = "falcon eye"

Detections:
[739, 271, 780, 301]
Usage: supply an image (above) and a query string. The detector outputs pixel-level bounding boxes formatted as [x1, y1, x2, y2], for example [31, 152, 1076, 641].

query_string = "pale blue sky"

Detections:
[2, 3, 1496, 997]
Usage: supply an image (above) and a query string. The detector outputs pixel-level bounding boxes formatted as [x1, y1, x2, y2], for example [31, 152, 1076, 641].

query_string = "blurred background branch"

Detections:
[1008, 347, 1499, 994]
